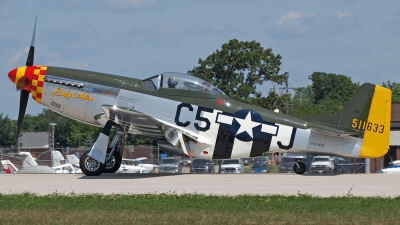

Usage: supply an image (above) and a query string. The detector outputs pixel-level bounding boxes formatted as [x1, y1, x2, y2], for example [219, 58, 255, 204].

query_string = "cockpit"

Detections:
[142, 72, 225, 95]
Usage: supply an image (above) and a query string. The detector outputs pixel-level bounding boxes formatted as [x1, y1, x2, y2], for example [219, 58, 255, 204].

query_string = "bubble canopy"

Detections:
[142, 72, 225, 95]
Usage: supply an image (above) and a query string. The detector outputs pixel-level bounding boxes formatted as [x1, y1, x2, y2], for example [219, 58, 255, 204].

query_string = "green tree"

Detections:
[188, 39, 288, 108]
[292, 86, 313, 104]
[250, 91, 289, 113]
[66, 122, 101, 148]
[290, 72, 359, 116]
[0, 114, 16, 147]
[21, 113, 49, 133]
[382, 81, 400, 102]
[82, 134, 94, 148]
[126, 136, 157, 146]
[309, 72, 359, 104]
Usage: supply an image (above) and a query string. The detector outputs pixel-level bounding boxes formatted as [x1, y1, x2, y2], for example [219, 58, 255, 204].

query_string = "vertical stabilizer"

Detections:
[338, 84, 391, 157]
[66, 154, 80, 165]
[1, 160, 19, 173]
[51, 151, 65, 167]
[19, 152, 39, 167]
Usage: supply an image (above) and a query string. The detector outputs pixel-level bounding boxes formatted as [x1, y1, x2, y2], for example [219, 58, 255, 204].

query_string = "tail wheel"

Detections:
[80, 150, 105, 176]
[103, 150, 122, 173]
[293, 162, 306, 175]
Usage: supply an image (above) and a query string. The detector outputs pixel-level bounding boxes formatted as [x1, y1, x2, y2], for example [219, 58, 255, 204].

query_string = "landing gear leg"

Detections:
[103, 130, 125, 173]
[293, 161, 306, 175]
[81, 120, 115, 176]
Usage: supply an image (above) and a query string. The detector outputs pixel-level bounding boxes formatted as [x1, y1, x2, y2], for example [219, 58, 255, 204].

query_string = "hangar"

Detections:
[369, 102, 400, 172]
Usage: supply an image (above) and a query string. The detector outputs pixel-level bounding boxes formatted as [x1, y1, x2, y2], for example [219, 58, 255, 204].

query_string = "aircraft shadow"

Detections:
[301, 173, 340, 176]
[78, 173, 183, 180]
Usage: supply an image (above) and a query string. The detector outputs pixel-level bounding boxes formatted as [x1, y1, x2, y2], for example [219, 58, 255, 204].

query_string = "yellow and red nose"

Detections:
[8, 65, 48, 104]
[8, 66, 34, 91]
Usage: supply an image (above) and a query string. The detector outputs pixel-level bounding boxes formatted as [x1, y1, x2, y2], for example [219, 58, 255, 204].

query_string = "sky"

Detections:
[1, 0, 400, 119]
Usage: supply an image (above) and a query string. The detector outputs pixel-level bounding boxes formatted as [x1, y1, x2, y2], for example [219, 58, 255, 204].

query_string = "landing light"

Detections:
[112, 105, 117, 110]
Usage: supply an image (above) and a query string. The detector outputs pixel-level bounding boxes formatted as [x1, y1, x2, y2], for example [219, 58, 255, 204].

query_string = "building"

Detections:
[370, 102, 400, 172]
[19, 132, 51, 166]
[19, 132, 50, 151]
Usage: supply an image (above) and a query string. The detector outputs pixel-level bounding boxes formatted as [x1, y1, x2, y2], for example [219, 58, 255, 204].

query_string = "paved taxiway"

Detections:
[1, 173, 399, 197]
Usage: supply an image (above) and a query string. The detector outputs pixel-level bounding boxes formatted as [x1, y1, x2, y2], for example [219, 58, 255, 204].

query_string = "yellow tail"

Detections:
[359, 85, 391, 158]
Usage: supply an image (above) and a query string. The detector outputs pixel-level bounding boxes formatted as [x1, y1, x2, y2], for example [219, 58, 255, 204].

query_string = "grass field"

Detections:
[0, 193, 399, 224]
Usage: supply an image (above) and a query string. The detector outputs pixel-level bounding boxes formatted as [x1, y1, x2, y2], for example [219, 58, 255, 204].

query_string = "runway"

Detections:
[1, 173, 400, 197]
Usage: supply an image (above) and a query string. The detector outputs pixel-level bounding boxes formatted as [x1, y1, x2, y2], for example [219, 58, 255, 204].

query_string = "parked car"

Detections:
[190, 159, 214, 173]
[158, 157, 182, 173]
[279, 157, 296, 173]
[251, 162, 269, 173]
[219, 158, 244, 173]
[180, 157, 192, 167]
[255, 156, 272, 166]
[311, 156, 334, 173]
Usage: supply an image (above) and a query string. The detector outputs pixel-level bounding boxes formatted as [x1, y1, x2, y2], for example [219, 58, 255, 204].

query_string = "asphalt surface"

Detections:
[1, 173, 399, 197]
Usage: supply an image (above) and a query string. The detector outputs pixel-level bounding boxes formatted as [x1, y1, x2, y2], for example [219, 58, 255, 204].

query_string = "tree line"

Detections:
[1, 39, 398, 149]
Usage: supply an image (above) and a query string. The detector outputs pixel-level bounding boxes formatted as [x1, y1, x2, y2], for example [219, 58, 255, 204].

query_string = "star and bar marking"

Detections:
[216, 109, 278, 142]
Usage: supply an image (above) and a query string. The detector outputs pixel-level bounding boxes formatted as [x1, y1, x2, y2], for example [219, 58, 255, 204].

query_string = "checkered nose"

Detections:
[8, 66, 47, 95]
[8, 66, 34, 92]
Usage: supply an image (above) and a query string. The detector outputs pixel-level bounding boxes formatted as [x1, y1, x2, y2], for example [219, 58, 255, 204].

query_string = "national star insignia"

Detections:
[234, 112, 261, 138]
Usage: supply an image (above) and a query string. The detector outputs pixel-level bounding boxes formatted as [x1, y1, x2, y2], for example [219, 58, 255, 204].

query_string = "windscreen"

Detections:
[162, 72, 225, 95]
[222, 159, 239, 164]
[281, 158, 296, 163]
[160, 159, 177, 164]
[313, 158, 330, 162]
[192, 159, 210, 165]
[252, 163, 268, 168]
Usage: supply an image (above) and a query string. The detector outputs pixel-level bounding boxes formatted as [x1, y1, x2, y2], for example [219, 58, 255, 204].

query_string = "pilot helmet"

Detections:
[167, 76, 179, 88]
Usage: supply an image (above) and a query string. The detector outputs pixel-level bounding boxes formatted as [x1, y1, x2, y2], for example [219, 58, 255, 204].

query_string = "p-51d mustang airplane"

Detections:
[8, 18, 391, 176]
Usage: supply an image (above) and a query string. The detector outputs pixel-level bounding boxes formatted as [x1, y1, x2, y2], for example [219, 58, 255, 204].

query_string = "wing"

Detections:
[98, 104, 206, 157]
[98, 105, 166, 140]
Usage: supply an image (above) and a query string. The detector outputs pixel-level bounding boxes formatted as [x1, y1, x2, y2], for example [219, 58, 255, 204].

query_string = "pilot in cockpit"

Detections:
[167, 76, 179, 88]
[201, 81, 211, 92]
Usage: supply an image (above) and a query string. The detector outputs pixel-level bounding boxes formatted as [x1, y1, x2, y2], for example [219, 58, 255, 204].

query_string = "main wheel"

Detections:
[103, 150, 122, 173]
[80, 150, 105, 176]
[293, 162, 306, 175]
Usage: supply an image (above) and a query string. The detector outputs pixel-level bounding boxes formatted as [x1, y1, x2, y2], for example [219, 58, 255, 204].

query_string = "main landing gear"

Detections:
[80, 121, 126, 176]
[103, 130, 124, 174]
[80, 150, 105, 176]
[293, 161, 306, 175]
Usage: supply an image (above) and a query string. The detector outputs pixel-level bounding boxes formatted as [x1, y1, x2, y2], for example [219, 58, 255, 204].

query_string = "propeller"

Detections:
[15, 15, 37, 141]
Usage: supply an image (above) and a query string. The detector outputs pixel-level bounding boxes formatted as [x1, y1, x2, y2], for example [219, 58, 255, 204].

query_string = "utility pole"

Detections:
[78, 122, 81, 148]
[47, 109, 51, 150]
[50, 123, 57, 167]
[16, 126, 20, 153]
[284, 74, 296, 115]
[285, 75, 289, 115]
[279, 74, 295, 115]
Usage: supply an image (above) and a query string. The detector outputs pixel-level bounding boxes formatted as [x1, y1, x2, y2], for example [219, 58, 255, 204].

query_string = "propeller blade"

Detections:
[16, 90, 29, 141]
[26, 15, 37, 66]
[15, 16, 37, 140]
